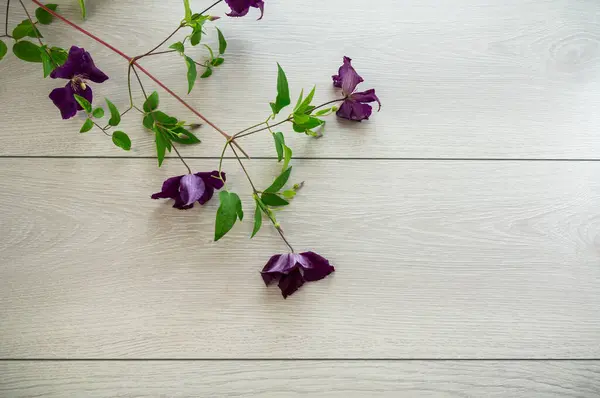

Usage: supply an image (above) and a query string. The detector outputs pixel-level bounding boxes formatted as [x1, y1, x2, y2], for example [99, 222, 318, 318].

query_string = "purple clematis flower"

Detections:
[225, 0, 264, 19]
[151, 171, 226, 210]
[261, 252, 335, 298]
[332, 56, 381, 121]
[48, 46, 109, 120]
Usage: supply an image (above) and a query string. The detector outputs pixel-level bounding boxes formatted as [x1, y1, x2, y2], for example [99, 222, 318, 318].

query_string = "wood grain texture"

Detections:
[1, 158, 599, 358]
[1, 361, 599, 397]
[2, 0, 600, 158]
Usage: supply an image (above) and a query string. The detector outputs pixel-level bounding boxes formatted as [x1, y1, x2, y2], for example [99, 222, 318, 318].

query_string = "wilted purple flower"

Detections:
[332, 56, 381, 121]
[151, 171, 226, 210]
[225, 0, 264, 19]
[48, 46, 109, 120]
[261, 252, 335, 298]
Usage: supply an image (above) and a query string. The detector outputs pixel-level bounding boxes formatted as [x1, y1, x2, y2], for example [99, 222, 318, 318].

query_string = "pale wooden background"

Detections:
[1, 0, 600, 396]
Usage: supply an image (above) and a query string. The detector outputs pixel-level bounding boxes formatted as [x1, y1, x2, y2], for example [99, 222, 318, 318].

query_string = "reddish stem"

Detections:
[30, 0, 249, 157]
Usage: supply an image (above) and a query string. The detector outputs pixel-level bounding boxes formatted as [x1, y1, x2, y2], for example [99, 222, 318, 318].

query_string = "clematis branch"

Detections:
[4, 0, 10, 37]
[29, 0, 250, 159]
[18, 0, 56, 66]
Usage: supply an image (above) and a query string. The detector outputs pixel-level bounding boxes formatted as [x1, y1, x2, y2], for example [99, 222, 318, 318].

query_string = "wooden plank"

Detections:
[2, 0, 600, 158]
[1, 158, 599, 358]
[1, 361, 599, 397]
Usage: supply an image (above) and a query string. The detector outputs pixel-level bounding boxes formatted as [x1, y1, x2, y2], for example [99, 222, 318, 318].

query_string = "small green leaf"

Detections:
[294, 89, 304, 110]
[105, 98, 121, 126]
[282, 145, 292, 171]
[293, 113, 310, 125]
[282, 190, 296, 199]
[292, 116, 324, 133]
[77, 0, 86, 19]
[169, 41, 185, 53]
[215, 191, 243, 241]
[184, 56, 197, 94]
[269, 63, 291, 115]
[183, 0, 192, 21]
[216, 27, 227, 54]
[143, 91, 159, 112]
[251, 202, 262, 238]
[265, 167, 292, 194]
[211, 57, 224, 67]
[39, 46, 53, 77]
[167, 126, 201, 145]
[112, 131, 131, 151]
[190, 28, 202, 46]
[12, 41, 42, 62]
[260, 193, 289, 207]
[12, 20, 42, 41]
[79, 118, 93, 133]
[297, 86, 316, 114]
[143, 113, 154, 130]
[0, 40, 7, 61]
[35, 4, 58, 25]
[152, 111, 178, 126]
[49, 46, 67, 65]
[273, 132, 285, 162]
[314, 107, 333, 116]
[73, 94, 92, 113]
[200, 66, 212, 78]
[154, 126, 171, 167]
[92, 107, 104, 118]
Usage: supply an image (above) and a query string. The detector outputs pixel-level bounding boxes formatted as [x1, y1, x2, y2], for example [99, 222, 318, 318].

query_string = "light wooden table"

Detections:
[1, 0, 600, 396]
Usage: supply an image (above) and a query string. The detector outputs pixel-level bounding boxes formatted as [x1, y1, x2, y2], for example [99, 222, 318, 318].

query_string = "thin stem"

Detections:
[200, 0, 224, 15]
[233, 119, 269, 138]
[30, 0, 250, 158]
[229, 144, 295, 253]
[18, 0, 56, 66]
[135, 25, 183, 62]
[132, 65, 192, 174]
[92, 121, 110, 136]
[5, 0, 10, 37]
[142, 49, 177, 58]
[217, 140, 230, 181]
[236, 117, 291, 139]
[102, 106, 133, 131]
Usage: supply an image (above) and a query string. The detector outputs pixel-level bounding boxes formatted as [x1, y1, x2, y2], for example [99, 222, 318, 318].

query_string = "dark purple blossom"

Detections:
[48, 46, 109, 120]
[225, 0, 264, 19]
[332, 56, 381, 121]
[261, 252, 335, 298]
[151, 171, 226, 210]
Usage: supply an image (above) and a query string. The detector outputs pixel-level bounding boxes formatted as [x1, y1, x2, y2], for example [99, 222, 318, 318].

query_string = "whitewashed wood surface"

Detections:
[1, 0, 600, 397]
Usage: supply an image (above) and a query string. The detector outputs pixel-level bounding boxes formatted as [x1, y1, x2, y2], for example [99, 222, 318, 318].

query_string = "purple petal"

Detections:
[299, 251, 335, 282]
[151, 175, 184, 200]
[225, 0, 264, 18]
[332, 56, 363, 95]
[336, 99, 373, 122]
[278, 268, 305, 299]
[262, 254, 296, 275]
[81, 51, 109, 83]
[48, 84, 78, 120]
[179, 174, 206, 206]
[50, 46, 85, 79]
[351, 89, 381, 111]
[196, 171, 225, 205]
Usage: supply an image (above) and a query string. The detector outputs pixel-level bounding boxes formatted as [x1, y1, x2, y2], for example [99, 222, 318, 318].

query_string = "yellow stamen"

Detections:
[80, 82, 87, 90]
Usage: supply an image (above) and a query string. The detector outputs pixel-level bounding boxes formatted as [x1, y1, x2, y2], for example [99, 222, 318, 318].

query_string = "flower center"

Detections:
[70, 75, 88, 91]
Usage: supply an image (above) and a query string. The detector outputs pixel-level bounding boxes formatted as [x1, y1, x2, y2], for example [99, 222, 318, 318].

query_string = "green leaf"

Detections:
[282, 145, 292, 171]
[251, 202, 262, 238]
[282, 190, 296, 199]
[143, 91, 159, 112]
[105, 98, 121, 126]
[190, 27, 202, 46]
[293, 116, 324, 133]
[49, 46, 67, 65]
[79, 118, 93, 133]
[143, 113, 154, 130]
[152, 111, 178, 126]
[260, 193, 289, 207]
[269, 63, 291, 115]
[12, 20, 42, 41]
[314, 107, 333, 116]
[92, 107, 104, 118]
[77, 0, 86, 19]
[39, 46, 53, 77]
[167, 126, 201, 145]
[264, 167, 292, 194]
[184, 56, 197, 94]
[294, 89, 304, 110]
[169, 41, 185, 53]
[293, 113, 310, 125]
[154, 126, 171, 167]
[216, 27, 227, 54]
[35, 4, 58, 25]
[73, 94, 92, 113]
[12, 41, 42, 62]
[112, 131, 131, 151]
[183, 0, 192, 21]
[0, 40, 7, 61]
[211, 57, 224, 67]
[215, 191, 243, 241]
[273, 132, 285, 161]
[200, 66, 212, 78]
[296, 86, 316, 114]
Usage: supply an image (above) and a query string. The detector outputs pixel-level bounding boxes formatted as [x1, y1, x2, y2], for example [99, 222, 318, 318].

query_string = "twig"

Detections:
[5, 0, 10, 37]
